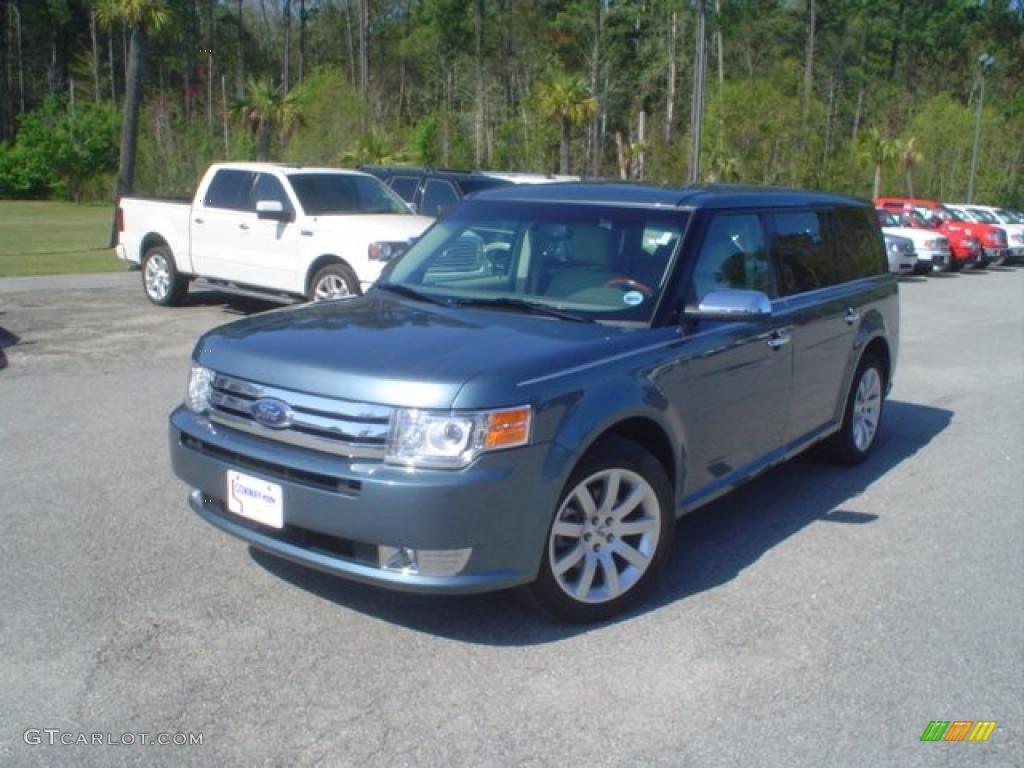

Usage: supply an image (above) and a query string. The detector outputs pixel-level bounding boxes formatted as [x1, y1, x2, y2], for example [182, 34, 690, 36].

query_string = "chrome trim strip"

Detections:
[209, 391, 390, 441]
[209, 410, 387, 459]
[212, 374, 393, 422]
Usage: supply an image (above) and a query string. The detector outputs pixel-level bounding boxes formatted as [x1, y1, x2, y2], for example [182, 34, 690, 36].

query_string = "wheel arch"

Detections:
[304, 254, 356, 296]
[568, 416, 679, 502]
[141, 232, 169, 258]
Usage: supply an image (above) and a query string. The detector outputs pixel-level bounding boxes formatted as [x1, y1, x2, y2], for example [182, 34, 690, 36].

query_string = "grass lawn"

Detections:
[0, 201, 122, 277]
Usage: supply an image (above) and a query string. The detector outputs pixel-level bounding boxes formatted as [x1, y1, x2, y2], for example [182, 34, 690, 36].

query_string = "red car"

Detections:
[875, 197, 1005, 269]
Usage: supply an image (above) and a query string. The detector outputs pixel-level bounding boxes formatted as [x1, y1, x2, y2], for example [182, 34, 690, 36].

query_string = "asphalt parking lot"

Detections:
[1, 267, 1021, 767]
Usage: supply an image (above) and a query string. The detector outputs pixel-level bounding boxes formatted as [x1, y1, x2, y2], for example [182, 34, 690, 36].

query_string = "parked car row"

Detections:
[875, 196, 1024, 274]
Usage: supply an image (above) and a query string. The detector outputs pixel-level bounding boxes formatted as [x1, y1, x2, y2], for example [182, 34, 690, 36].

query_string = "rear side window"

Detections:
[833, 206, 886, 280]
[388, 176, 419, 202]
[771, 210, 836, 295]
[203, 169, 254, 210]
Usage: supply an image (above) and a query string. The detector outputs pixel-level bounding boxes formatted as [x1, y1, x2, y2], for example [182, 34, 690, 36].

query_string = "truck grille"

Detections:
[208, 373, 392, 460]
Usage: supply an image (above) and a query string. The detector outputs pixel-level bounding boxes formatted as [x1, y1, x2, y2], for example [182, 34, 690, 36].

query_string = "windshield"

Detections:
[289, 173, 411, 215]
[379, 200, 688, 324]
[965, 207, 998, 224]
[940, 205, 965, 222]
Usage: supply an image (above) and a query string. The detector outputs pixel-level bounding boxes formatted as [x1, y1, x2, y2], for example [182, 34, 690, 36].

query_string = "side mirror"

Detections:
[256, 199, 291, 221]
[406, 201, 418, 214]
[683, 289, 772, 322]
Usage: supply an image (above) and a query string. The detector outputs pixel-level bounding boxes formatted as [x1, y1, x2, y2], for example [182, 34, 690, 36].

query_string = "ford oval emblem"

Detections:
[250, 398, 293, 429]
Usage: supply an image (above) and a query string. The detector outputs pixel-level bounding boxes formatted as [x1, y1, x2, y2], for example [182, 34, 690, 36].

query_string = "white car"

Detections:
[883, 233, 918, 275]
[875, 209, 950, 273]
[116, 163, 434, 306]
[947, 203, 1024, 264]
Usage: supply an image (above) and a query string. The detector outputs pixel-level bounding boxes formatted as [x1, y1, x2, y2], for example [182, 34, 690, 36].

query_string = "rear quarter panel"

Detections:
[120, 198, 194, 273]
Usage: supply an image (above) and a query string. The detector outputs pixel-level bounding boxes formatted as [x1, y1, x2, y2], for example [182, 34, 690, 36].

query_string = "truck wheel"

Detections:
[308, 263, 360, 302]
[142, 245, 188, 306]
[529, 436, 674, 623]
[825, 355, 885, 465]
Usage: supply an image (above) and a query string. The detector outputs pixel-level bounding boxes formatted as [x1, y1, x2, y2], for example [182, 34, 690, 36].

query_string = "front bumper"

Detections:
[170, 407, 567, 594]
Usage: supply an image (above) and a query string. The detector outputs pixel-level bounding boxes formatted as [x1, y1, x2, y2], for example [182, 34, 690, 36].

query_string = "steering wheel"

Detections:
[605, 276, 655, 296]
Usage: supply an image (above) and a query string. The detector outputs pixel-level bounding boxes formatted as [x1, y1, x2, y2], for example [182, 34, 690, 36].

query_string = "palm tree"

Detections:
[98, 0, 170, 246]
[899, 137, 923, 197]
[857, 128, 901, 199]
[233, 77, 307, 160]
[536, 72, 598, 175]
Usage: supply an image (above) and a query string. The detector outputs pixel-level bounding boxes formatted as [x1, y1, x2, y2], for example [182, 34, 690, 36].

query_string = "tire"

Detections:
[141, 245, 188, 306]
[529, 436, 675, 623]
[825, 355, 886, 465]
[308, 263, 360, 302]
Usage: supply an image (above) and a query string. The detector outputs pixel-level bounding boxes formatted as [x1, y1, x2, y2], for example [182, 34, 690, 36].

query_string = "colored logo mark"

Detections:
[920, 721, 997, 742]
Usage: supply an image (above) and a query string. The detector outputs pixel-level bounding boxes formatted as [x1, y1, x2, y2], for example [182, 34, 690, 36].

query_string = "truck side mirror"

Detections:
[256, 200, 291, 222]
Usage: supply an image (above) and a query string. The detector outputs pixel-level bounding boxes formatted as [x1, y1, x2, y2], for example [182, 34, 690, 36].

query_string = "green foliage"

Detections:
[0, 98, 119, 202]
[282, 69, 364, 166]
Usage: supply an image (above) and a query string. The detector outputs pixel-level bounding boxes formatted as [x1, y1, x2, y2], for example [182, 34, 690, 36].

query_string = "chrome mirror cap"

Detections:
[685, 289, 773, 322]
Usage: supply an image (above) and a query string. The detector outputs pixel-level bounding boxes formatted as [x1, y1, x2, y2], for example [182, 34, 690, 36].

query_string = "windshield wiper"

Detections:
[374, 283, 445, 305]
[446, 296, 595, 323]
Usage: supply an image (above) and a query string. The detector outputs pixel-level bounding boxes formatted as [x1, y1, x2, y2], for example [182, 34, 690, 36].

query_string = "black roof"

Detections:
[469, 182, 870, 210]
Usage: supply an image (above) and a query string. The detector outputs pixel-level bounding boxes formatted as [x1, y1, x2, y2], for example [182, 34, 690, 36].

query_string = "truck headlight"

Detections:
[386, 406, 532, 469]
[185, 364, 214, 414]
[368, 241, 410, 262]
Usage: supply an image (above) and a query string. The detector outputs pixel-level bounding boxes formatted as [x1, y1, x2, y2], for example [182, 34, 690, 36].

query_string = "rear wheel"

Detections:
[825, 355, 885, 464]
[308, 263, 360, 302]
[529, 437, 674, 623]
[142, 245, 188, 306]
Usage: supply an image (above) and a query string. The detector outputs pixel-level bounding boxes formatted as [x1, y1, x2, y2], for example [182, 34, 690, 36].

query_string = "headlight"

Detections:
[886, 240, 905, 256]
[964, 238, 980, 249]
[368, 241, 411, 262]
[386, 406, 532, 469]
[924, 239, 944, 249]
[185, 364, 214, 414]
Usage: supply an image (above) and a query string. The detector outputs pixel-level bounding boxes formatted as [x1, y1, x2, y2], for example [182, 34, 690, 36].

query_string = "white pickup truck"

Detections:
[116, 163, 434, 305]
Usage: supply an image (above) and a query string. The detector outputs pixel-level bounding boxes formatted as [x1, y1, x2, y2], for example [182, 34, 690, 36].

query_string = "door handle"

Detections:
[239, 222, 250, 230]
[194, 217, 204, 224]
[844, 308, 859, 325]
[766, 330, 791, 349]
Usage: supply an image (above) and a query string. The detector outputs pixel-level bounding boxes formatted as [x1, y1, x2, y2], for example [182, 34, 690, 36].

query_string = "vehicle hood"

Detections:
[881, 226, 948, 248]
[195, 293, 641, 409]
[943, 220, 1003, 243]
[307, 213, 433, 243]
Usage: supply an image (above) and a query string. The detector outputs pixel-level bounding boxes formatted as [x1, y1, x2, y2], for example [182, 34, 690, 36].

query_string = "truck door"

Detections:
[238, 172, 302, 292]
[191, 168, 256, 281]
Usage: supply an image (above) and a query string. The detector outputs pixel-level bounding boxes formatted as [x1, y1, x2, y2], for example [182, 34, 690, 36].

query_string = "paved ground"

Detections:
[1, 268, 1021, 767]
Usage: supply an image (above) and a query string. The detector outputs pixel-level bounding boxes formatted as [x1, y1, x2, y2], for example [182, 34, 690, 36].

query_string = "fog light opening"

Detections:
[377, 546, 472, 577]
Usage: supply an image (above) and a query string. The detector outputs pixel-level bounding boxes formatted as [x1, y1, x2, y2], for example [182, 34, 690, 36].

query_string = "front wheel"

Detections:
[825, 355, 885, 464]
[142, 245, 188, 306]
[308, 263, 360, 302]
[529, 437, 674, 623]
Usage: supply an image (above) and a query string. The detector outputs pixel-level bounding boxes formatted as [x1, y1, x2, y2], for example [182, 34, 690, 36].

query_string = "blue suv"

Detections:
[170, 183, 898, 622]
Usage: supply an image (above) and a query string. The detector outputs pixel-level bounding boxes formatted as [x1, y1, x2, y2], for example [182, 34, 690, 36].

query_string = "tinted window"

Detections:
[247, 172, 292, 213]
[771, 210, 836, 295]
[420, 179, 459, 217]
[388, 176, 420, 202]
[288, 173, 409, 215]
[833, 206, 885, 280]
[691, 214, 773, 301]
[203, 169, 254, 210]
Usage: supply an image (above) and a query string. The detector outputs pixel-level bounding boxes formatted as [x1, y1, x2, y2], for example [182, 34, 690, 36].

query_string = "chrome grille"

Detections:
[208, 373, 392, 459]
